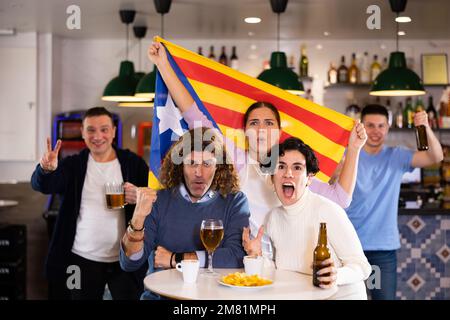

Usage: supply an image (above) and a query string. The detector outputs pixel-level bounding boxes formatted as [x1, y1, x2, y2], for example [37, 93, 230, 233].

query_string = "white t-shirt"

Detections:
[72, 154, 126, 263]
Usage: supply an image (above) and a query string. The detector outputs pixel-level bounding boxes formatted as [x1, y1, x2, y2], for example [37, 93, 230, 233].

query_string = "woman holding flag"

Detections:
[147, 40, 367, 260]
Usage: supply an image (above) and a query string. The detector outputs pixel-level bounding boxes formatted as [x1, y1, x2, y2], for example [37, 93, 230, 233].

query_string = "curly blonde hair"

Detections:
[159, 127, 240, 197]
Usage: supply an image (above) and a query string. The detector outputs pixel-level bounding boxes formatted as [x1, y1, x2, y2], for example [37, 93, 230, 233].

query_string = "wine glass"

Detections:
[200, 219, 224, 276]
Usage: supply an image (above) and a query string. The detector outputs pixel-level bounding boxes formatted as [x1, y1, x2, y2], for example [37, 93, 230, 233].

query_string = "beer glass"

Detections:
[104, 182, 126, 209]
[200, 219, 224, 276]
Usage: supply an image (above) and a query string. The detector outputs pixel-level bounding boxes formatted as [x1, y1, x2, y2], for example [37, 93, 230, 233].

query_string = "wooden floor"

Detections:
[0, 182, 49, 299]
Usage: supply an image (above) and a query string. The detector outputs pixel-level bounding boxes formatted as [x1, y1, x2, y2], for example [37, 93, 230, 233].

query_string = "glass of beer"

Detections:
[105, 182, 126, 209]
[200, 219, 224, 276]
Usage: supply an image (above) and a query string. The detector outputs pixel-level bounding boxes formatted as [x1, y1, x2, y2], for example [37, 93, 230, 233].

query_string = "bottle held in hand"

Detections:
[415, 99, 429, 151]
[415, 125, 429, 151]
[313, 222, 331, 287]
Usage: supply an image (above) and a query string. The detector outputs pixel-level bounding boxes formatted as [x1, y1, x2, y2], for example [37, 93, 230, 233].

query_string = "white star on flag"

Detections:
[156, 93, 185, 137]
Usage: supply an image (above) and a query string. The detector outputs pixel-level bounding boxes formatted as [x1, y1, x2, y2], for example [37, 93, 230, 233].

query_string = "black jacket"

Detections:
[31, 147, 149, 284]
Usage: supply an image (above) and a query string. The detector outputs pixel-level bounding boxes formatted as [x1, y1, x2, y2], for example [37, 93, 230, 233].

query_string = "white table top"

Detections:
[144, 268, 337, 300]
[0, 200, 18, 208]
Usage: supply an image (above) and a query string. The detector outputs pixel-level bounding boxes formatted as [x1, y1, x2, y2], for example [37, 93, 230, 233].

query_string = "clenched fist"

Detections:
[147, 39, 169, 68]
[154, 245, 173, 269]
[134, 187, 158, 219]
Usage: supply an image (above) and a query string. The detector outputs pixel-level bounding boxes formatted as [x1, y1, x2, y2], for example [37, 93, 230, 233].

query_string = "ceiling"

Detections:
[0, 0, 449, 40]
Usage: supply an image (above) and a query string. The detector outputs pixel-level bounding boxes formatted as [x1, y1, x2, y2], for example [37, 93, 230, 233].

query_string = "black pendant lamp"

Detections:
[257, 0, 304, 95]
[102, 10, 148, 102]
[370, 0, 425, 96]
[135, 0, 173, 100]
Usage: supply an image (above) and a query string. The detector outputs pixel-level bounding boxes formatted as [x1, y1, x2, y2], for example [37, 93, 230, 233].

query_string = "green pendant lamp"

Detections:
[135, 65, 157, 100]
[258, 52, 305, 94]
[116, 26, 153, 107]
[118, 101, 154, 107]
[370, 51, 425, 96]
[102, 10, 148, 102]
[135, 0, 172, 100]
[370, 0, 425, 97]
[257, 0, 304, 95]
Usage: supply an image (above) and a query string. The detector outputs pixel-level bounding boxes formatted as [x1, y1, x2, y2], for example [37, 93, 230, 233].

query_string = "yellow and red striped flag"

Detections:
[149, 37, 354, 187]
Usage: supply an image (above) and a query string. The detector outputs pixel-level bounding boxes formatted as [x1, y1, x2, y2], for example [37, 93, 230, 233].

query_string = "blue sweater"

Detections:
[120, 187, 250, 272]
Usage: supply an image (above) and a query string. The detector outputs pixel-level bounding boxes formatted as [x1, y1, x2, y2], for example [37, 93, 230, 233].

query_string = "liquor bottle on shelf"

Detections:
[404, 97, 414, 128]
[382, 57, 388, 70]
[345, 100, 361, 120]
[230, 46, 239, 70]
[360, 51, 370, 84]
[208, 45, 216, 61]
[197, 46, 203, 56]
[370, 54, 382, 82]
[328, 62, 338, 84]
[338, 55, 348, 83]
[219, 46, 228, 66]
[395, 101, 404, 128]
[427, 95, 439, 129]
[414, 97, 429, 150]
[348, 53, 359, 84]
[448, 91, 450, 116]
[439, 101, 448, 128]
[386, 98, 393, 127]
[299, 44, 309, 77]
[415, 97, 424, 113]
[305, 89, 314, 102]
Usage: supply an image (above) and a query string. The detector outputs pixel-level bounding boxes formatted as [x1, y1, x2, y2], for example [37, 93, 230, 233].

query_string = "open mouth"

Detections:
[193, 181, 205, 189]
[281, 182, 295, 198]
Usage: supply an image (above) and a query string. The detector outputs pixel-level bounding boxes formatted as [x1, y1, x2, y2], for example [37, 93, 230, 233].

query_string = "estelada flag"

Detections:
[148, 36, 354, 189]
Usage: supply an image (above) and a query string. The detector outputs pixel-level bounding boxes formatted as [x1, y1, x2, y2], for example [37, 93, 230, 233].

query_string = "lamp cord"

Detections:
[277, 13, 280, 52]
[161, 14, 165, 38]
[126, 23, 129, 60]
[138, 39, 141, 70]
[396, 13, 399, 52]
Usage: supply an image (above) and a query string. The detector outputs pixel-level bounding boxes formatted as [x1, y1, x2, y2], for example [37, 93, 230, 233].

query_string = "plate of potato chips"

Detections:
[219, 272, 273, 289]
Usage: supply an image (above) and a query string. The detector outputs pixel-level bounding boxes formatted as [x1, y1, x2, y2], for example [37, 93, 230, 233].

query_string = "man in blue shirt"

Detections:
[345, 104, 443, 300]
[119, 127, 249, 298]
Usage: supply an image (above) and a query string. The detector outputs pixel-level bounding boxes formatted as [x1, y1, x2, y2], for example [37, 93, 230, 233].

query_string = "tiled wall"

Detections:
[397, 215, 450, 299]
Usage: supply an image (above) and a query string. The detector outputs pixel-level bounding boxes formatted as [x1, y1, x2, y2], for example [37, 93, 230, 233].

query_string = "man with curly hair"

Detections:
[119, 127, 250, 298]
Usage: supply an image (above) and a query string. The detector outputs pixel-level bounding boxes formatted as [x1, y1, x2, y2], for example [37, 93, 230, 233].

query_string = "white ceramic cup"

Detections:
[176, 260, 200, 283]
[243, 255, 264, 275]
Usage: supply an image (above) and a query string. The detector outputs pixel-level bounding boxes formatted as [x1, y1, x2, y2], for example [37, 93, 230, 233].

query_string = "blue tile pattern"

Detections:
[397, 215, 450, 300]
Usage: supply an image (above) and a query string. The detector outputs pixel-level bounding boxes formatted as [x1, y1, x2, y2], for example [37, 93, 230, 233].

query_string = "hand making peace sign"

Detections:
[39, 137, 62, 172]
